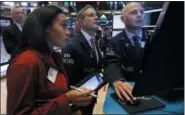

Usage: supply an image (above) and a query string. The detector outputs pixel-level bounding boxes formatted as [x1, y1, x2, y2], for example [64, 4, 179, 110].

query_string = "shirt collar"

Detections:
[125, 29, 142, 41]
[14, 21, 22, 31]
[81, 29, 94, 47]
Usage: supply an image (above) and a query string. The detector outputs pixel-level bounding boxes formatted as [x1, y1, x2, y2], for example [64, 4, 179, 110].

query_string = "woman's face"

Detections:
[48, 13, 70, 47]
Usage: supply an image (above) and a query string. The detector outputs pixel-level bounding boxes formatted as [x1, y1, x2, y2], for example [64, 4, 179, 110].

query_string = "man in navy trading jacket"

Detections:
[62, 5, 103, 114]
[104, 2, 150, 103]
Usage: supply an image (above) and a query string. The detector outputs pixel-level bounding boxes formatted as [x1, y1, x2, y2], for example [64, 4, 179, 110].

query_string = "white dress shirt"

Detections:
[81, 29, 94, 48]
[14, 21, 22, 32]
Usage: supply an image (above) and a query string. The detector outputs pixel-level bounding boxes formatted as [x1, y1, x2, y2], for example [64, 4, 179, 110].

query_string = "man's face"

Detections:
[81, 8, 98, 31]
[12, 8, 24, 24]
[122, 3, 144, 29]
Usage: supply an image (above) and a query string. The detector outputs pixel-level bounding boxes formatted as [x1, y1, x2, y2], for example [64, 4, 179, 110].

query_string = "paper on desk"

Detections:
[93, 83, 109, 114]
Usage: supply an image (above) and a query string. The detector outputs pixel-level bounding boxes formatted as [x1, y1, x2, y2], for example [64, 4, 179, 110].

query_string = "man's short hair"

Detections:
[121, 2, 144, 16]
[76, 5, 94, 24]
[11, 7, 22, 14]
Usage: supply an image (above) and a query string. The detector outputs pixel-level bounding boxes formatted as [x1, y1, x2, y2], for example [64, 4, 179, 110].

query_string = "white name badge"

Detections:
[47, 67, 58, 83]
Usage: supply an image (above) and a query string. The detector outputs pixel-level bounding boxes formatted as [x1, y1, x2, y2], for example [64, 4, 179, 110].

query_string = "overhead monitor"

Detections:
[113, 15, 125, 29]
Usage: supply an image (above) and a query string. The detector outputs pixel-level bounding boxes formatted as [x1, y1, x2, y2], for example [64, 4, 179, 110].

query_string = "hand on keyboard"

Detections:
[113, 81, 137, 104]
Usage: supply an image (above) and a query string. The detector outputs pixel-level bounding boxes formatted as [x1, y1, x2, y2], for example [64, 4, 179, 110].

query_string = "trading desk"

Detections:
[103, 82, 184, 114]
[0, 64, 9, 78]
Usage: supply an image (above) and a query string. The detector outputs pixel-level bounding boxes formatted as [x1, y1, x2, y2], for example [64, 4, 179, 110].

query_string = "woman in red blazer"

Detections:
[6, 6, 93, 115]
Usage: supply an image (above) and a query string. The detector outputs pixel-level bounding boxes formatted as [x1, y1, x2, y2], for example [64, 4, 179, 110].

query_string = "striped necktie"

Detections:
[90, 38, 99, 63]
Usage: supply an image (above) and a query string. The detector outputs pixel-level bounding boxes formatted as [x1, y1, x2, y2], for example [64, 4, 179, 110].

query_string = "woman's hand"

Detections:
[66, 88, 93, 106]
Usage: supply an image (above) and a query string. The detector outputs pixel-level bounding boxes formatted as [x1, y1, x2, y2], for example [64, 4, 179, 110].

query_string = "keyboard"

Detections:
[111, 93, 165, 113]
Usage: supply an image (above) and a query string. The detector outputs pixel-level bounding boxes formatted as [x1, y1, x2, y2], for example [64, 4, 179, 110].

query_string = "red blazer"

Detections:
[7, 50, 71, 115]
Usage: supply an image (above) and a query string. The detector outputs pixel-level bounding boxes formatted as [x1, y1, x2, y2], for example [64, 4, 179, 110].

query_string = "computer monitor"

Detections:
[0, 16, 12, 36]
[112, 30, 122, 37]
[113, 14, 125, 29]
[132, 2, 184, 98]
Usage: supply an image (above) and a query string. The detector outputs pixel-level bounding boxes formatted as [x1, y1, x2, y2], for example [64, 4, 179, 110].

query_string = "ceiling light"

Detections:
[3, 2, 14, 7]
[31, 3, 37, 7]
[21, 2, 27, 6]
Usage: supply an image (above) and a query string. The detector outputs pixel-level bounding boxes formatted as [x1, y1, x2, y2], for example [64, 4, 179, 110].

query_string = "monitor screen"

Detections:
[113, 15, 125, 29]
[112, 30, 122, 37]
[0, 16, 12, 35]
[113, 10, 161, 29]
[133, 2, 184, 97]
[144, 9, 162, 26]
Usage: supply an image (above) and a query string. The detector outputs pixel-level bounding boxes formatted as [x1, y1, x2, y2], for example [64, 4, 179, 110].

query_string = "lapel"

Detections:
[38, 51, 63, 74]
[12, 23, 21, 33]
[140, 28, 148, 48]
[120, 29, 149, 60]
[52, 52, 68, 78]
[139, 29, 150, 60]
[119, 30, 137, 61]
[78, 32, 97, 60]
[141, 28, 149, 42]
[11, 23, 21, 41]
[96, 39, 103, 60]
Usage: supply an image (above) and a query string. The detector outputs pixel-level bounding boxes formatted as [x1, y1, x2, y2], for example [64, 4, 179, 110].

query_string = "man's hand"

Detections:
[113, 81, 136, 103]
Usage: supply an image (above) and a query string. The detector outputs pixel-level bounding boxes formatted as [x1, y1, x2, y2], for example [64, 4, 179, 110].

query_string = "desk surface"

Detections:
[103, 83, 184, 114]
[0, 64, 9, 78]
